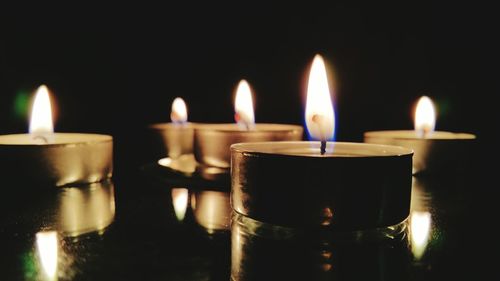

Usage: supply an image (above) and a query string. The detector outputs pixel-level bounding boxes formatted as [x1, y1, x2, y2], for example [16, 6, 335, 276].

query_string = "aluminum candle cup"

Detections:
[0, 133, 113, 186]
[149, 123, 195, 159]
[231, 141, 413, 230]
[194, 123, 303, 168]
[364, 130, 476, 175]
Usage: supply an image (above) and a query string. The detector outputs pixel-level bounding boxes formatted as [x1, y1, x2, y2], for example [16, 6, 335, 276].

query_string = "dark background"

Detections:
[1, 3, 496, 170]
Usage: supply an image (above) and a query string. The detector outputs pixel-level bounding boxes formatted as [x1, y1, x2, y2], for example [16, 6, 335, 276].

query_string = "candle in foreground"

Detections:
[0, 85, 113, 186]
[364, 96, 476, 175]
[230, 54, 413, 230]
[150, 97, 195, 160]
[194, 79, 303, 168]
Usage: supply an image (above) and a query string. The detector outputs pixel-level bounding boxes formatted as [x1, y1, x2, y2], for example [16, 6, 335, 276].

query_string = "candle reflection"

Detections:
[36, 231, 58, 280]
[56, 180, 115, 237]
[192, 190, 231, 234]
[231, 214, 411, 281]
[410, 211, 432, 260]
[171, 187, 189, 222]
[409, 177, 433, 260]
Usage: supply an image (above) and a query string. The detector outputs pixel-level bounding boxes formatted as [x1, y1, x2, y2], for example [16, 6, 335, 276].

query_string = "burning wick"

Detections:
[234, 112, 251, 131]
[419, 127, 431, 138]
[312, 114, 327, 155]
[170, 111, 183, 124]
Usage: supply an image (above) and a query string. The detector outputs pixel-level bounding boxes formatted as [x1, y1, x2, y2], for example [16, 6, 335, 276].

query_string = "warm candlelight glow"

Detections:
[234, 79, 255, 130]
[410, 211, 432, 260]
[172, 187, 189, 221]
[170, 97, 188, 123]
[305, 54, 335, 143]
[36, 231, 58, 280]
[414, 96, 436, 137]
[29, 85, 54, 141]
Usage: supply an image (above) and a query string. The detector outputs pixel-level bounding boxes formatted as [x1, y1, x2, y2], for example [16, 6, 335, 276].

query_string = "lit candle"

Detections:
[194, 79, 304, 168]
[0, 85, 113, 186]
[150, 97, 195, 159]
[364, 95, 476, 175]
[230, 54, 414, 230]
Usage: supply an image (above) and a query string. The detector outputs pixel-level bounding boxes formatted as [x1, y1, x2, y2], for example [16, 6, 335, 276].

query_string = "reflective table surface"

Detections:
[1, 154, 496, 281]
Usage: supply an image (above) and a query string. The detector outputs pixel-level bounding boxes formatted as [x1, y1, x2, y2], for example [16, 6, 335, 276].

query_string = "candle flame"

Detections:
[36, 231, 58, 280]
[305, 54, 335, 142]
[234, 79, 255, 130]
[172, 187, 189, 222]
[410, 211, 432, 260]
[29, 85, 54, 138]
[414, 96, 436, 137]
[170, 97, 188, 123]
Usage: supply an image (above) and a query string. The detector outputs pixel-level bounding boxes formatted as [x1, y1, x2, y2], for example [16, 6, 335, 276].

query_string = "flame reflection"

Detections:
[36, 231, 58, 280]
[171, 187, 189, 222]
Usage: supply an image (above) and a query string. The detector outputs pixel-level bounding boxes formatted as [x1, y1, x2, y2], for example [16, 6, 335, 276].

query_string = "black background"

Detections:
[1, 3, 496, 170]
[0, 4, 498, 280]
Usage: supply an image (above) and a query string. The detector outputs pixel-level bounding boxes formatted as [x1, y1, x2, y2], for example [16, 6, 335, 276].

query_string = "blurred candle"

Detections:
[0, 85, 113, 186]
[364, 95, 476, 175]
[194, 79, 303, 168]
[150, 97, 195, 160]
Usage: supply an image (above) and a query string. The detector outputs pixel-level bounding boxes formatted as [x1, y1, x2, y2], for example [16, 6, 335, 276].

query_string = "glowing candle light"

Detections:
[364, 95, 476, 175]
[234, 79, 255, 130]
[305, 54, 335, 154]
[193, 79, 303, 169]
[230, 54, 413, 230]
[0, 85, 113, 186]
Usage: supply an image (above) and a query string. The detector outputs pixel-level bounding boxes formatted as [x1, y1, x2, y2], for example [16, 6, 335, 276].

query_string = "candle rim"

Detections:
[364, 130, 476, 140]
[194, 123, 303, 133]
[231, 141, 413, 157]
[0, 133, 112, 146]
[149, 122, 196, 130]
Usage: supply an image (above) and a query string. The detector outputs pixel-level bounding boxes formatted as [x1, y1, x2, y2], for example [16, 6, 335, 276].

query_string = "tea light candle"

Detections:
[0, 85, 113, 186]
[150, 97, 195, 160]
[230, 55, 414, 230]
[194, 79, 303, 168]
[364, 96, 476, 175]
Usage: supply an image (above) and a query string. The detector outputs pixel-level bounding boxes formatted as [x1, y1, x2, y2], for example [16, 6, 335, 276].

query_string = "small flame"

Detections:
[170, 97, 188, 123]
[29, 85, 54, 141]
[410, 211, 432, 260]
[36, 231, 58, 280]
[305, 54, 335, 142]
[234, 79, 255, 130]
[172, 188, 189, 221]
[414, 96, 436, 137]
